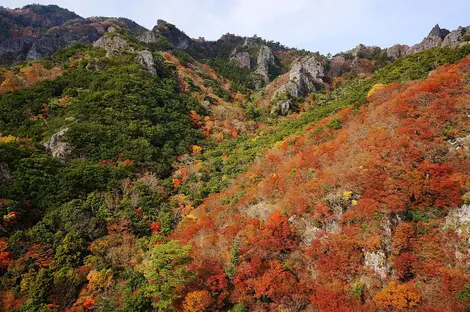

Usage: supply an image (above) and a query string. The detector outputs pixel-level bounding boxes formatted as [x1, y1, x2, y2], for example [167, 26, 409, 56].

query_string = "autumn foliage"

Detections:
[172, 56, 470, 311]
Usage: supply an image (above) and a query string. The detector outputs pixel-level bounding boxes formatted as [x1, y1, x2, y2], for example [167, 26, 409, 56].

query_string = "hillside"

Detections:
[0, 4, 469, 312]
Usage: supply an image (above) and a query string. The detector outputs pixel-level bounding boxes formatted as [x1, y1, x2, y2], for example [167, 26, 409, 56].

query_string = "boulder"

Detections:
[136, 50, 157, 75]
[44, 128, 74, 161]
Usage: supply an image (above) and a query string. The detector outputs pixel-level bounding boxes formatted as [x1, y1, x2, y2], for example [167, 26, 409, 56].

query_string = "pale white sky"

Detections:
[3, 0, 470, 54]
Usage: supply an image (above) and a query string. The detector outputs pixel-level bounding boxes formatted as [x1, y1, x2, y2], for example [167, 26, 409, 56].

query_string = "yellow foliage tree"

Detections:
[183, 290, 211, 312]
[373, 281, 420, 310]
[367, 83, 386, 98]
[191, 145, 203, 155]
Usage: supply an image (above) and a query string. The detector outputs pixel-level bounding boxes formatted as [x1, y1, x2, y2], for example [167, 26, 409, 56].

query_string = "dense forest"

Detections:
[0, 4, 469, 312]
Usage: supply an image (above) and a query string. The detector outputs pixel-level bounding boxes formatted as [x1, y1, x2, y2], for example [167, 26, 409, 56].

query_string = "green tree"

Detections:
[141, 240, 195, 311]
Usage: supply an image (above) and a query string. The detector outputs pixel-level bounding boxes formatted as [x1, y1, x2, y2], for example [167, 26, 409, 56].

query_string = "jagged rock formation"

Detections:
[44, 128, 74, 161]
[271, 54, 325, 114]
[93, 29, 134, 56]
[406, 24, 455, 55]
[0, 5, 146, 64]
[428, 23, 451, 39]
[255, 45, 279, 83]
[136, 50, 157, 75]
[138, 19, 193, 50]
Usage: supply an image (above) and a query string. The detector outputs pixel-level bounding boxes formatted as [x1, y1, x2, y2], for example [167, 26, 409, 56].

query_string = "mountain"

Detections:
[0, 4, 469, 312]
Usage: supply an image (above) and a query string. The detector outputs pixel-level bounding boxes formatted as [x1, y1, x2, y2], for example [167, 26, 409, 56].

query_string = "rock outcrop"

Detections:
[364, 251, 389, 280]
[27, 23, 103, 60]
[44, 128, 74, 161]
[271, 54, 324, 114]
[386, 44, 409, 59]
[329, 55, 347, 76]
[406, 24, 451, 55]
[255, 45, 279, 83]
[93, 30, 134, 57]
[271, 55, 324, 111]
[445, 204, 470, 240]
[138, 20, 192, 50]
[442, 26, 470, 47]
[136, 50, 157, 75]
[0, 162, 11, 183]
[428, 24, 450, 39]
[0, 5, 146, 64]
[230, 50, 251, 68]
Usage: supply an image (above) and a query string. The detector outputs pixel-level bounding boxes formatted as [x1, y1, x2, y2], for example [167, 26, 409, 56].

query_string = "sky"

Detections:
[3, 0, 470, 54]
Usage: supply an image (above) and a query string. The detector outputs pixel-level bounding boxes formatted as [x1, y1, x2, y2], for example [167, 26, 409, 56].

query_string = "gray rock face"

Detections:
[255, 45, 278, 83]
[0, 37, 35, 55]
[271, 55, 324, 115]
[136, 50, 157, 75]
[445, 204, 470, 243]
[329, 55, 346, 75]
[44, 128, 74, 161]
[22, 24, 103, 60]
[275, 54, 324, 97]
[243, 201, 275, 221]
[406, 36, 442, 55]
[386, 44, 409, 59]
[0, 162, 11, 183]
[271, 99, 292, 115]
[138, 30, 161, 43]
[442, 26, 470, 47]
[230, 50, 251, 68]
[405, 24, 469, 56]
[93, 32, 134, 57]
[364, 251, 389, 280]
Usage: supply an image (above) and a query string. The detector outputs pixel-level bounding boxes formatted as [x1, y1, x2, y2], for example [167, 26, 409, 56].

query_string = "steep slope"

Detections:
[173, 55, 470, 311]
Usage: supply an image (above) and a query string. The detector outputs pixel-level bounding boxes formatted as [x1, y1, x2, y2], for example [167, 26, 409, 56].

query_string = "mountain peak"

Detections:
[427, 23, 450, 39]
